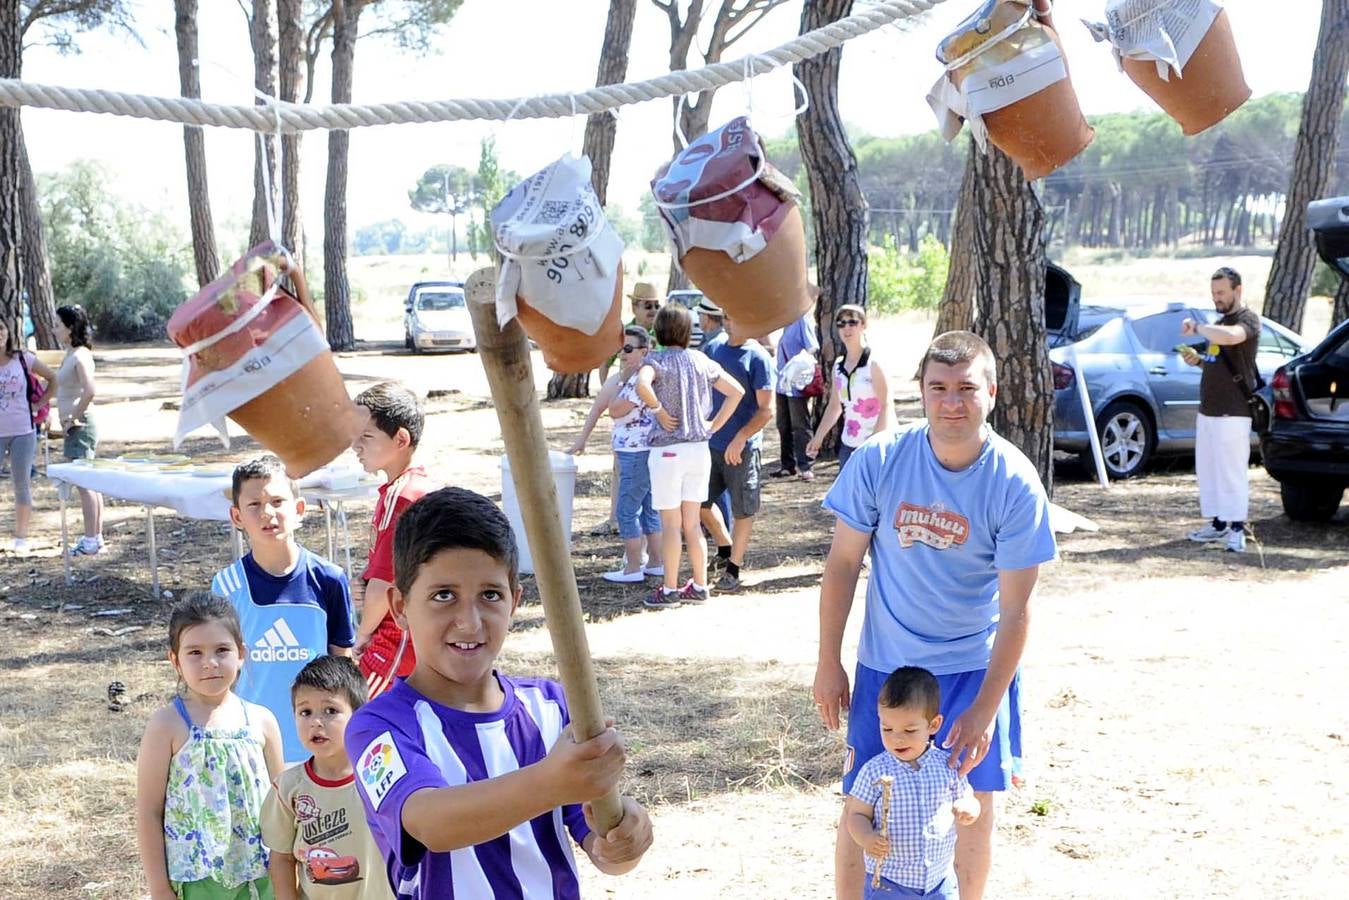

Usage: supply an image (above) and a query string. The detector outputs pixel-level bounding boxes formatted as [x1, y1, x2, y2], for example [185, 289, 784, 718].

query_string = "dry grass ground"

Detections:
[2, 277, 1347, 898]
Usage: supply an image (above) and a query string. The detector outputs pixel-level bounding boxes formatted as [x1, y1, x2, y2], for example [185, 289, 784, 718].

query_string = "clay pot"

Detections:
[1122, 8, 1250, 136]
[167, 245, 366, 478]
[514, 269, 625, 374]
[680, 203, 812, 338]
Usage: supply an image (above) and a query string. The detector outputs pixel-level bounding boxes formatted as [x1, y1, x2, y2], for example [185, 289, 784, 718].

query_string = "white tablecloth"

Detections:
[47, 464, 378, 521]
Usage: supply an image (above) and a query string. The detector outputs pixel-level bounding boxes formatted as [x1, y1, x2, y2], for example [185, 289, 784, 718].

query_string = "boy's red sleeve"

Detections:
[363, 518, 397, 584]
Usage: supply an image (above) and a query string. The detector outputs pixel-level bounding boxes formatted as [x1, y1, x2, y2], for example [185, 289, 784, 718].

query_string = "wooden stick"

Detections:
[465, 267, 623, 834]
[873, 774, 894, 891]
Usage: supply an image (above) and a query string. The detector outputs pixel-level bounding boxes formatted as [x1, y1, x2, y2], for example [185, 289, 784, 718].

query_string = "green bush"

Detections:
[1312, 260, 1342, 297]
[868, 234, 949, 313]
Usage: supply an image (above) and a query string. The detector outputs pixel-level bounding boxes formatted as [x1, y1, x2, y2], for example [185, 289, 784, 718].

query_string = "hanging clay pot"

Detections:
[933, 0, 1093, 179]
[1120, 7, 1250, 135]
[167, 243, 366, 477]
[514, 269, 625, 374]
[652, 116, 811, 336]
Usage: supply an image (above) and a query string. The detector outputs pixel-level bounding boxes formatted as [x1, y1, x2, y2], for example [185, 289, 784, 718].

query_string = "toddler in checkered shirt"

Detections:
[845, 667, 981, 899]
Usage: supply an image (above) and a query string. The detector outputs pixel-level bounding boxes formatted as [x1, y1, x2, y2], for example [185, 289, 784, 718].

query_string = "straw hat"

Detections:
[628, 282, 661, 303]
[696, 296, 724, 317]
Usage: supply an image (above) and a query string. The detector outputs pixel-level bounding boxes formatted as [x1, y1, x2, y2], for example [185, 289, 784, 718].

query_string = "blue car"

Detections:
[1048, 298, 1307, 479]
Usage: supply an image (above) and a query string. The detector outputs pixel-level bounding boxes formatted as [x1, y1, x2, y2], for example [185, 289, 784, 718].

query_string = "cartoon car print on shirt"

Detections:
[303, 846, 361, 885]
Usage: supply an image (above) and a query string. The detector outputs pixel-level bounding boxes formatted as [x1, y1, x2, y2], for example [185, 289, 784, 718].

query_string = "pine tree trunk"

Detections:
[1262, 0, 1349, 333]
[0, 0, 21, 336]
[278, 0, 304, 263]
[1333, 277, 1349, 330]
[934, 139, 978, 339]
[17, 120, 56, 348]
[175, 0, 220, 287]
[795, 0, 867, 388]
[545, 0, 637, 402]
[971, 144, 1053, 495]
[323, 0, 358, 351]
[249, 0, 279, 249]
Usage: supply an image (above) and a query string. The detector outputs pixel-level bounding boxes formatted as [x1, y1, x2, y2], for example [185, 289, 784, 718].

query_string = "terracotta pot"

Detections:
[167, 245, 366, 478]
[680, 203, 812, 337]
[1122, 8, 1250, 136]
[514, 269, 625, 374]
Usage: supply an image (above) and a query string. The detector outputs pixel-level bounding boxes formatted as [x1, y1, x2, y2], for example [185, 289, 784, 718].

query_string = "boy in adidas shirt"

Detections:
[213, 455, 356, 763]
[263, 656, 393, 900]
[351, 382, 439, 699]
[345, 487, 653, 899]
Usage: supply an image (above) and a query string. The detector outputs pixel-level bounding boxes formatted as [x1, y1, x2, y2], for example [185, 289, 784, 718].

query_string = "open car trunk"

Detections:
[1045, 262, 1082, 347]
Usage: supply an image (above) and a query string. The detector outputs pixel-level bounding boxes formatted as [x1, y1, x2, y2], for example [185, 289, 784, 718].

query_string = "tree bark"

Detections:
[546, 0, 638, 402]
[934, 139, 977, 338]
[278, 0, 304, 263]
[250, 0, 280, 249]
[0, 0, 21, 338]
[1334, 277, 1349, 330]
[323, 0, 359, 351]
[795, 0, 867, 385]
[175, 0, 220, 287]
[1262, 0, 1349, 333]
[17, 119, 56, 348]
[971, 144, 1053, 495]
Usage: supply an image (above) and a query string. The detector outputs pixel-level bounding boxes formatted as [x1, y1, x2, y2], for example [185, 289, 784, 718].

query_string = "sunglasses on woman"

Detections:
[836, 318, 862, 328]
[621, 344, 647, 354]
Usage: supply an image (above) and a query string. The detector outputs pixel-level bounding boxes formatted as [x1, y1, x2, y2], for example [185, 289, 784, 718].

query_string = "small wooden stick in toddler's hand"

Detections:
[872, 775, 894, 891]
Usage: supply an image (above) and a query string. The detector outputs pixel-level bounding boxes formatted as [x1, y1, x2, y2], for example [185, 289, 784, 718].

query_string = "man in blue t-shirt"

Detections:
[699, 312, 775, 592]
[815, 331, 1056, 900]
[212, 456, 356, 762]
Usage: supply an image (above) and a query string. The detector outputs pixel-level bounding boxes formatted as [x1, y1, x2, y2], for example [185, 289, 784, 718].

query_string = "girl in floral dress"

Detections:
[136, 595, 285, 900]
[807, 304, 891, 471]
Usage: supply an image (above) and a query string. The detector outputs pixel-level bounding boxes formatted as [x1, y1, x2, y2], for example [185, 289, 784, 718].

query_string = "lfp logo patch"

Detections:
[358, 731, 407, 811]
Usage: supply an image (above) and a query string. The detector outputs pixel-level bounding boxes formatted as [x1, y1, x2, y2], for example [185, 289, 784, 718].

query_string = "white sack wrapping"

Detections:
[172, 291, 329, 448]
[926, 23, 1069, 150]
[1082, 0, 1223, 82]
[778, 350, 818, 394]
[491, 154, 623, 335]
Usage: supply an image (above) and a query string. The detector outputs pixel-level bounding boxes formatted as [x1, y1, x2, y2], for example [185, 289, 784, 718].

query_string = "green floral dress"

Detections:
[163, 695, 270, 891]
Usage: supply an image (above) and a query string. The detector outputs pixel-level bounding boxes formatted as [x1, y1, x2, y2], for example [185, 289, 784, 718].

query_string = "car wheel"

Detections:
[1279, 480, 1344, 522]
[404, 330, 413, 350]
[1086, 400, 1154, 479]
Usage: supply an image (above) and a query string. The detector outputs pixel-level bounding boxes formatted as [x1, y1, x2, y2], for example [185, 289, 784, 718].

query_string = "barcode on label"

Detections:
[536, 200, 572, 225]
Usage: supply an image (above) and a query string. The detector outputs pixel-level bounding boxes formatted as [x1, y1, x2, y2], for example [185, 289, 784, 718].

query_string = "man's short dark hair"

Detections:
[653, 305, 693, 349]
[291, 655, 368, 711]
[393, 487, 519, 596]
[878, 666, 942, 719]
[919, 330, 997, 386]
[355, 381, 424, 448]
[231, 454, 299, 507]
[1211, 266, 1242, 289]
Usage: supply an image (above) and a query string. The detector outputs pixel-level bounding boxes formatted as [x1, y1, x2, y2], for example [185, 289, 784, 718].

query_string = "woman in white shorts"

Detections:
[636, 306, 743, 608]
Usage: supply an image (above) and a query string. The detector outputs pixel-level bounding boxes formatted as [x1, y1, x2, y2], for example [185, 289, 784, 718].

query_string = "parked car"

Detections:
[403, 281, 474, 354]
[1049, 298, 1307, 479]
[1259, 196, 1349, 521]
[666, 288, 706, 348]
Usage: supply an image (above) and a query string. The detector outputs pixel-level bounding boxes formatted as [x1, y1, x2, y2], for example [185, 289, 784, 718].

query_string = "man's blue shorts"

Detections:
[865, 874, 955, 899]
[843, 663, 1022, 794]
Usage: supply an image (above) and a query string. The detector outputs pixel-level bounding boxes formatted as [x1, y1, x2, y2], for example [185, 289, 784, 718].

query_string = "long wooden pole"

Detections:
[465, 267, 623, 833]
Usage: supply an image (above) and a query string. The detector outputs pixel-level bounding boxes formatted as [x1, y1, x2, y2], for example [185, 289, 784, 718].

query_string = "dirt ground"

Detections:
[1, 327, 1347, 899]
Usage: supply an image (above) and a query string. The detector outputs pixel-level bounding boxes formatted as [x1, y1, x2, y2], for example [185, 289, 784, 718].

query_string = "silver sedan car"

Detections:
[1049, 301, 1308, 478]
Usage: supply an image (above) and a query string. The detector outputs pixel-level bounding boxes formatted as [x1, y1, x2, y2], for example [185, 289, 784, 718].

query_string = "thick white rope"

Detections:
[0, 0, 947, 134]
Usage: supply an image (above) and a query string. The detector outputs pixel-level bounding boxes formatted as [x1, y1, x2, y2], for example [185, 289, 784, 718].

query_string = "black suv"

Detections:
[1259, 196, 1349, 521]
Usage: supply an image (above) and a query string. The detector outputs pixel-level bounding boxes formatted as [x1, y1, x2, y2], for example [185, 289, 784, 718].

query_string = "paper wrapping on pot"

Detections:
[491, 154, 623, 336]
[650, 116, 800, 264]
[1083, 0, 1222, 81]
[166, 243, 328, 448]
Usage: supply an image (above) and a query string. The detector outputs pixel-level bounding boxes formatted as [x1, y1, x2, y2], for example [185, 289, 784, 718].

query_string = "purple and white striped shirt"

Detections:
[848, 745, 969, 893]
[346, 675, 590, 899]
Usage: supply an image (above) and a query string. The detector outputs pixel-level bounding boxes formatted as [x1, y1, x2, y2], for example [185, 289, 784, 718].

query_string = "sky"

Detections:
[18, 0, 1327, 243]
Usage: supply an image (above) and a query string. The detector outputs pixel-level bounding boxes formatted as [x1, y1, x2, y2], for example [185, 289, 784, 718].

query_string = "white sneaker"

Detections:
[1187, 523, 1229, 543]
[643, 564, 665, 577]
[71, 536, 101, 556]
[602, 568, 646, 584]
[12, 538, 30, 554]
[1225, 529, 1247, 553]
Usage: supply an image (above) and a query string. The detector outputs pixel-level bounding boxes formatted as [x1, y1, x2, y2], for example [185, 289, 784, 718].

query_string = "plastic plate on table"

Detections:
[89, 459, 128, 470]
[190, 464, 236, 478]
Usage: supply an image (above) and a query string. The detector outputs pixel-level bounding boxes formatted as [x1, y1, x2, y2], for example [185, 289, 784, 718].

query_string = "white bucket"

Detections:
[500, 450, 578, 576]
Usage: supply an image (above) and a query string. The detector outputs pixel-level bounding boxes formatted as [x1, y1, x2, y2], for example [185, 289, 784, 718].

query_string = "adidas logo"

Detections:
[250, 619, 313, 663]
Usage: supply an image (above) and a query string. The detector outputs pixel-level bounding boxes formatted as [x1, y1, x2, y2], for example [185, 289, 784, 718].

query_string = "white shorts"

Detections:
[647, 441, 711, 510]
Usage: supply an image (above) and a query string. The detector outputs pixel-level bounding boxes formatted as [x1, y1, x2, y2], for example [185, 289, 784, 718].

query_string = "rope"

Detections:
[0, 0, 948, 134]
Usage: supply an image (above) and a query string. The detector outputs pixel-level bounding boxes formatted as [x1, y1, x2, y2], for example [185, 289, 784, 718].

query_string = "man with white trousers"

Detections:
[1179, 266, 1262, 553]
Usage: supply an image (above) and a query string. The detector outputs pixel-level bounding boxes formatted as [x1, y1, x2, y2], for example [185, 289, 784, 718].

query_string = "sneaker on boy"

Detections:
[1187, 520, 1230, 542]
[212, 455, 357, 763]
[345, 488, 653, 899]
[352, 383, 439, 700]
[262, 656, 393, 899]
